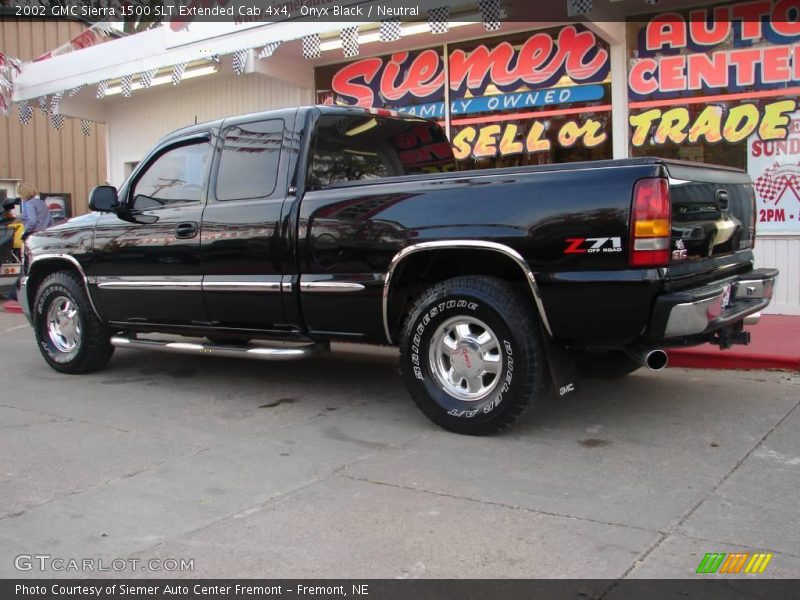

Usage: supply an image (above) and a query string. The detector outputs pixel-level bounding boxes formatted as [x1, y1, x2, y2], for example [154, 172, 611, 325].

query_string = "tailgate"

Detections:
[664, 161, 756, 287]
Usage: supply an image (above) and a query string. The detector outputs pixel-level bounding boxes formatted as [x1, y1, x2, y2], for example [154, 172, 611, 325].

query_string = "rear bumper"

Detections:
[649, 269, 778, 339]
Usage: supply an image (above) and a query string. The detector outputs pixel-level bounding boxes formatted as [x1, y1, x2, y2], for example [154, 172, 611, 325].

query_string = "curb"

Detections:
[668, 349, 800, 372]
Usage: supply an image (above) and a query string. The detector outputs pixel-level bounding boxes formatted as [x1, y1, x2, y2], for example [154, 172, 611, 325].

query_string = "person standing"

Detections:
[4, 182, 52, 301]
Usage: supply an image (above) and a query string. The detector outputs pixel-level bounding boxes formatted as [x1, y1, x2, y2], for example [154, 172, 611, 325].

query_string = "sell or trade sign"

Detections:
[629, 99, 797, 147]
[748, 110, 800, 233]
[630, 0, 800, 99]
[451, 118, 607, 160]
[331, 26, 609, 107]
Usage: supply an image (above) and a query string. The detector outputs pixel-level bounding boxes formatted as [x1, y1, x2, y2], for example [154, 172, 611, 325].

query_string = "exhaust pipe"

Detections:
[625, 347, 669, 371]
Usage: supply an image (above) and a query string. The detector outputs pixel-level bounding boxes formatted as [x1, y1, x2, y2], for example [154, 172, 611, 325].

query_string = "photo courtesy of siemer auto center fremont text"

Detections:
[0, 0, 798, 597]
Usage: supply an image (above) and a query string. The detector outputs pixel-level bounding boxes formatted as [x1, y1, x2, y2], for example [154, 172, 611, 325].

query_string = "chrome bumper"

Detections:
[661, 269, 777, 338]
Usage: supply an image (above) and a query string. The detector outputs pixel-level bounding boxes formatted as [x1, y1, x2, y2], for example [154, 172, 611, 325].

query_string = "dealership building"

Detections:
[8, 0, 800, 314]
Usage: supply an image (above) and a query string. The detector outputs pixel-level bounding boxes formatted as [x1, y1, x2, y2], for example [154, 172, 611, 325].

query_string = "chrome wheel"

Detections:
[428, 315, 502, 402]
[46, 296, 81, 355]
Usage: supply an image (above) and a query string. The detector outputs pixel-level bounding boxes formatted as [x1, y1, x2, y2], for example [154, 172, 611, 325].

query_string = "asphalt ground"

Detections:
[0, 310, 798, 579]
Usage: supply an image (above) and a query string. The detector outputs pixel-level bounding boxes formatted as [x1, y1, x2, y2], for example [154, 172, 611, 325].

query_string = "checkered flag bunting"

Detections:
[18, 100, 32, 124]
[120, 74, 133, 98]
[68, 84, 85, 97]
[50, 91, 63, 114]
[232, 49, 248, 75]
[80, 119, 93, 136]
[258, 42, 281, 59]
[568, 0, 593, 16]
[207, 54, 220, 64]
[38, 95, 49, 114]
[302, 34, 320, 60]
[479, 0, 501, 31]
[139, 68, 158, 89]
[50, 112, 64, 130]
[380, 19, 402, 42]
[171, 63, 186, 86]
[96, 79, 110, 99]
[753, 163, 800, 204]
[429, 7, 450, 34]
[341, 26, 359, 58]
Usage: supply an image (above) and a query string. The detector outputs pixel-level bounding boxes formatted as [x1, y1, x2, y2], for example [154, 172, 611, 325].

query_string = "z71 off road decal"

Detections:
[564, 237, 623, 255]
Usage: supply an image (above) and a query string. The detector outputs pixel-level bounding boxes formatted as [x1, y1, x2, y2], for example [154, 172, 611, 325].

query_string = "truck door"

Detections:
[200, 116, 291, 331]
[92, 134, 212, 325]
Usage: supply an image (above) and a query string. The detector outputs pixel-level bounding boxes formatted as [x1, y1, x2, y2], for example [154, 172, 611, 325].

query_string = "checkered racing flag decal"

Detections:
[139, 68, 158, 89]
[429, 7, 450, 34]
[80, 119, 93, 137]
[232, 49, 248, 74]
[38, 95, 49, 114]
[18, 100, 32, 125]
[479, 0, 501, 31]
[96, 79, 110, 99]
[50, 112, 64, 130]
[341, 26, 359, 58]
[120, 74, 133, 98]
[754, 163, 800, 204]
[568, 0, 593, 16]
[258, 41, 281, 59]
[171, 63, 187, 86]
[68, 84, 85, 97]
[302, 34, 320, 60]
[380, 19, 402, 42]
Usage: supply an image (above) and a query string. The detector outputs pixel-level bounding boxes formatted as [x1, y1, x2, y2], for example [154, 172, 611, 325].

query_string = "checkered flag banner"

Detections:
[96, 79, 110, 99]
[429, 7, 450, 34]
[38, 95, 49, 114]
[120, 74, 133, 98]
[171, 63, 187, 86]
[207, 54, 220, 64]
[49, 91, 63, 114]
[568, 0, 593, 16]
[80, 119, 93, 137]
[50, 112, 64, 131]
[258, 41, 281, 59]
[753, 163, 800, 204]
[139, 68, 157, 89]
[18, 100, 32, 125]
[232, 49, 248, 75]
[68, 84, 85, 97]
[479, 0, 501, 31]
[341, 26, 359, 58]
[302, 34, 320, 60]
[380, 19, 402, 42]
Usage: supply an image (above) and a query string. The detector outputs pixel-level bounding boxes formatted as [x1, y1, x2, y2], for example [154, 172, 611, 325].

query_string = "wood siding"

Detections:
[0, 19, 107, 215]
[755, 237, 800, 316]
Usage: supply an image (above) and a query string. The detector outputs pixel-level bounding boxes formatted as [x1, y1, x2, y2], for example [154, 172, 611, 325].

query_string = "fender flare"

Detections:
[382, 240, 552, 344]
[26, 254, 103, 321]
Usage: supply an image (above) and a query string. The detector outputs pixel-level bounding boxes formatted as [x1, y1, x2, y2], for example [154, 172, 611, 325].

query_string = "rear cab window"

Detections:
[216, 119, 284, 201]
[308, 114, 456, 189]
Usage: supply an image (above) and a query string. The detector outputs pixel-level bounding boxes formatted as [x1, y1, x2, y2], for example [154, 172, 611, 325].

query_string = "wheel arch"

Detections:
[382, 241, 552, 344]
[26, 255, 103, 321]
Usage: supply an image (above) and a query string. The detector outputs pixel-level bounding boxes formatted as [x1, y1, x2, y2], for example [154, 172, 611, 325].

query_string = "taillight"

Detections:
[630, 178, 671, 267]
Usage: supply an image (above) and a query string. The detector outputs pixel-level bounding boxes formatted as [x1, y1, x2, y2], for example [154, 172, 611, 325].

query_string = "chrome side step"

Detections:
[110, 336, 327, 361]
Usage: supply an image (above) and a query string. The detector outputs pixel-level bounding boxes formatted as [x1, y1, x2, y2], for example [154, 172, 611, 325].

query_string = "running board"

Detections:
[110, 336, 327, 361]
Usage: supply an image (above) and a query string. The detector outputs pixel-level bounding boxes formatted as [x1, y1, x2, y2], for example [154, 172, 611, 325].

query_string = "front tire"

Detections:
[399, 277, 549, 435]
[33, 271, 114, 374]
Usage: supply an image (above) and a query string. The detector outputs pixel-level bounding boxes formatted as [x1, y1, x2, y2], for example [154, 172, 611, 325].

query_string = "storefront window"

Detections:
[315, 24, 613, 171]
[627, 4, 800, 233]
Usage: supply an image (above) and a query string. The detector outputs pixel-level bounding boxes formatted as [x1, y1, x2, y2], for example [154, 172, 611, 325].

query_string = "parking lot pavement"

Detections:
[1, 310, 798, 579]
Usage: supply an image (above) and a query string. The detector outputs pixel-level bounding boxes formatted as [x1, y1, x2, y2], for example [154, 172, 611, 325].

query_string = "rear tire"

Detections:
[33, 271, 114, 374]
[399, 277, 549, 435]
[573, 350, 641, 379]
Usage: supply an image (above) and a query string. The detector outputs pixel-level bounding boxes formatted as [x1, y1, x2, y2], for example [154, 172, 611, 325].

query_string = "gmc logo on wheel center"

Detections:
[564, 237, 623, 254]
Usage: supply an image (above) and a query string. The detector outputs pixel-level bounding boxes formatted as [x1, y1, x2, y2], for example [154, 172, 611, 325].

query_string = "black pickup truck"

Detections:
[19, 105, 777, 434]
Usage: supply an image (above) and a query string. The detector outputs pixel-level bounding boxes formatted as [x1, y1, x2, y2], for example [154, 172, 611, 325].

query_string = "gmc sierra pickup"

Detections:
[19, 105, 777, 434]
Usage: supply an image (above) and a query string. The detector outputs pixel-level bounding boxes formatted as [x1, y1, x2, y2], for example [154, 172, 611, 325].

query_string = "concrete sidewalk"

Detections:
[668, 315, 800, 372]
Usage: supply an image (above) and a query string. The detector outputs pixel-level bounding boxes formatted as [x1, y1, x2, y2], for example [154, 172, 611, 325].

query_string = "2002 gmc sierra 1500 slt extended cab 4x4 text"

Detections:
[18, 106, 778, 434]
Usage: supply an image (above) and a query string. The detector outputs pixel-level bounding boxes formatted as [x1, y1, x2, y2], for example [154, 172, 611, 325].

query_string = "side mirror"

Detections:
[88, 186, 119, 213]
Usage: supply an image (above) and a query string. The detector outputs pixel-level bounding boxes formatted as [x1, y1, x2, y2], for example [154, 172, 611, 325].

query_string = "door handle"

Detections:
[175, 222, 198, 239]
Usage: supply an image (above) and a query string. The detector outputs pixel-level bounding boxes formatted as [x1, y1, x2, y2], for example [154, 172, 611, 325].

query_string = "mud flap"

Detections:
[540, 323, 580, 398]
